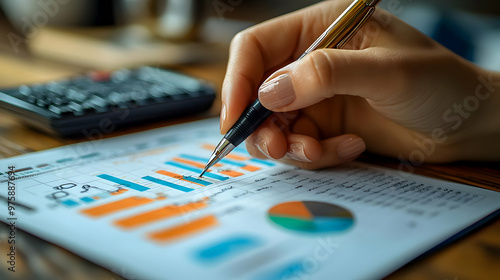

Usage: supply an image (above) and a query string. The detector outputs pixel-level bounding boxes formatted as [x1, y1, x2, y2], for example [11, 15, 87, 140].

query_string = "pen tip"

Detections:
[199, 168, 207, 178]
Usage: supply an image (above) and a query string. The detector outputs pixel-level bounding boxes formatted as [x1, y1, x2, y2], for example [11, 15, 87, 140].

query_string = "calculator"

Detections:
[0, 66, 216, 137]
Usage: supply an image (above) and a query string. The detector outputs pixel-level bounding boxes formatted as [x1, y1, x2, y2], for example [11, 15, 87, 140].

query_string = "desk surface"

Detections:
[0, 29, 499, 280]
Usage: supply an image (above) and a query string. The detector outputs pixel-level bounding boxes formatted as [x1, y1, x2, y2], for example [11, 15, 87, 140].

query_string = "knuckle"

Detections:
[307, 50, 337, 98]
[229, 31, 246, 50]
[230, 29, 258, 50]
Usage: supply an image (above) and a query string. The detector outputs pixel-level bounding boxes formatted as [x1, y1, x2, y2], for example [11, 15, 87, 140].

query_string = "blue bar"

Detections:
[200, 172, 229, 181]
[142, 176, 193, 192]
[197, 236, 261, 262]
[97, 174, 150, 192]
[250, 158, 275, 166]
[80, 152, 100, 159]
[166, 162, 229, 181]
[61, 199, 79, 207]
[220, 159, 246, 167]
[178, 154, 207, 163]
[80, 197, 95, 203]
[183, 176, 212, 186]
[57, 157, 74, 163]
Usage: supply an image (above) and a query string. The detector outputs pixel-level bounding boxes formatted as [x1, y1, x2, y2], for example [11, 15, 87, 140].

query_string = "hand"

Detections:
[220, 0, 500, 169]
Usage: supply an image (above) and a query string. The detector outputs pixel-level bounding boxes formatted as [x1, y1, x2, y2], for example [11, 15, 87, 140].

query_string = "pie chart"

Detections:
[267, 201, 354, 233]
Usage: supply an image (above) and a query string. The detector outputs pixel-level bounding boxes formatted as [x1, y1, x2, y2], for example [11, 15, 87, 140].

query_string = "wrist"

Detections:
[452, 70, 500, 161]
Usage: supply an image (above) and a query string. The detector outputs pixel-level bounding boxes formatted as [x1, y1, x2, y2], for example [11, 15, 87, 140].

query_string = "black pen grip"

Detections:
[224, 99, 273, 147]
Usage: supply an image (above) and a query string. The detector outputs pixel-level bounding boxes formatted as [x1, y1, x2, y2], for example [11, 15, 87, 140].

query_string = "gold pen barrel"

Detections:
[300, 0, 381, 56]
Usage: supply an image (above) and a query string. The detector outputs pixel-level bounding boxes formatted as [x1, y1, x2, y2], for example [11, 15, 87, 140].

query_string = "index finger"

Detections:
[220, 0, 352, 134]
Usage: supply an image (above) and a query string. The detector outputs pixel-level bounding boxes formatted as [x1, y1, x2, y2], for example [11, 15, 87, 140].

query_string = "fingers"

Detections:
[246, 129, 322, 163]
[280, 134, 366, 170]
[283, 134, 323, 163]
[245, 115, 366, 170]
[258, 48, 406, 112]
[220, 0, 358, 134]
[245, 117, 288, 160]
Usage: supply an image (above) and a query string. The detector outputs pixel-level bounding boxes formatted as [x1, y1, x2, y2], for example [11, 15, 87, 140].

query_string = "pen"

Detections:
[200, 0, 381, 177]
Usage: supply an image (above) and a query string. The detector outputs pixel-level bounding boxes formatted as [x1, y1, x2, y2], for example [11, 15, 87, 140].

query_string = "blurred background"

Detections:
[0, 0, 499, 73]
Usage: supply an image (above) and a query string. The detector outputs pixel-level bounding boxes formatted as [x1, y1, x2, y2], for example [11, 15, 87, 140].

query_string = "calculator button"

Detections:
[67, 101, 84, 113]
[27, 95, 37, 103]
[36, 99, 48, 107]
[48, 105, 62, 115]
[46, 92, 62, 105]
[88, 71, 111, 82]
[87, 95, 108, 108]
[130, 90, 148, 100]
[48, 105, 73, 116]
[111, 69, 131, 83]
[108, 92, 123, 104]
[18, 85, 31, 96]
[67, 89, 88, 102]
[46, 81, 66, 94]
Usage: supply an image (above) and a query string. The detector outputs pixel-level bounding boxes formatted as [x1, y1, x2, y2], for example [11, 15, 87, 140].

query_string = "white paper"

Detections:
[1, 118, 498, 280]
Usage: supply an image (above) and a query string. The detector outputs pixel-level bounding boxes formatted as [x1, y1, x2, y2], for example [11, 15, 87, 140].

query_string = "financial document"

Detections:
[1, 119, 499, 279]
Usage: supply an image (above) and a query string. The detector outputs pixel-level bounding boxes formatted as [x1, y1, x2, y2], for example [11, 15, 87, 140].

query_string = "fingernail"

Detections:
[220, 103, 227, 132]
[285, 143, 312, 162]
[337, 138, 366, 161]
[258, 73, 295, 110]
[255, 137, 271, 158]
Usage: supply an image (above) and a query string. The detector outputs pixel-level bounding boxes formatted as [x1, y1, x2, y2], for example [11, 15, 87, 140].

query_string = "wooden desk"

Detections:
[0, 34, 498, 280]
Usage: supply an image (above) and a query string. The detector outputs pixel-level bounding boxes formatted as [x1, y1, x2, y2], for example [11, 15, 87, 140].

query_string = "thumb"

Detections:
[258, 48, 403, 111]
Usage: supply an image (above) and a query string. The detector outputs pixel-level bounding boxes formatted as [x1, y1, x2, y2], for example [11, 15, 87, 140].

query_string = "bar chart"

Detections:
[71, 142, 276, 244]
[54, 143, 274, 209]
[94, 147, 270, 197]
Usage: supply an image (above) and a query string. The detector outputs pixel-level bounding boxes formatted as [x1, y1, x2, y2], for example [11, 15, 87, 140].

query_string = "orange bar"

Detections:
[92, 196, 101, 200]
[202, 144, 216, 150]
[115, 200, 208, 229]
[111, 189, 128, 195]
[173, 157, 221, 169]
[148, 215, 218, 242]
[225, 154, 248, 161]
[173, 157, 208, 169]
[242, 165, 261, 172]
[81, 196, 153, 217]
[219, 170, 244, 177]
[156, 170, 204, 186]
